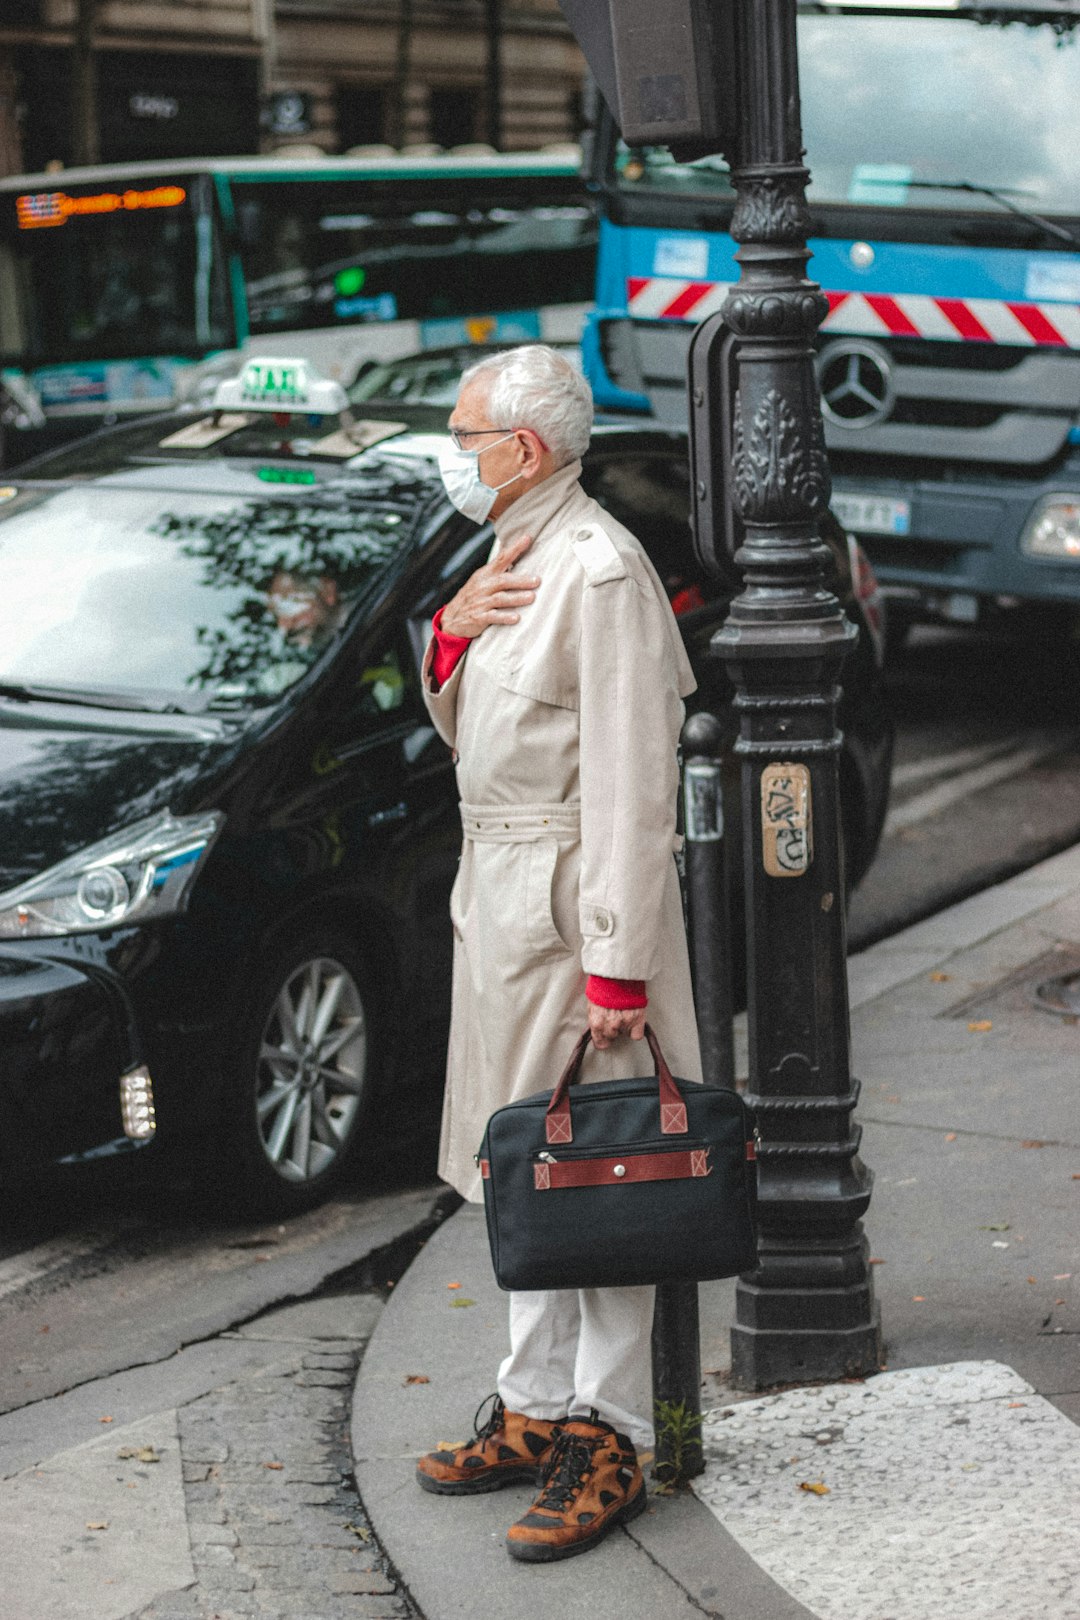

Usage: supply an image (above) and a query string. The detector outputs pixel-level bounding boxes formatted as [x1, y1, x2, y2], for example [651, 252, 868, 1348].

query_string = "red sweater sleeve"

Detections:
[586, 975, 648, 1010]
[431, 606, 472, 687]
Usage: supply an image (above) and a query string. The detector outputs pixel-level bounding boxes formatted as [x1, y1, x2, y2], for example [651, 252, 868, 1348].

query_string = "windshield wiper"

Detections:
[0, 681, 197, 716]
[864, 176, 1080, 253]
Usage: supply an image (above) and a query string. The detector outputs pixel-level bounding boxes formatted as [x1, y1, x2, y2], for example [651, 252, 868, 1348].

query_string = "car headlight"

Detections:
[1020, 496, 1080, 561]
[0, 809, 223, 939]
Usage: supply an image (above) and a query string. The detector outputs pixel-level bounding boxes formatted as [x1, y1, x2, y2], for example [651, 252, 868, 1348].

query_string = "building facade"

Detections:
[0, 0, 586, 178]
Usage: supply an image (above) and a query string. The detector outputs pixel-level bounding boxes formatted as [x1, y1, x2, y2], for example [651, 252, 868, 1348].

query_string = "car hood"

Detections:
[0, 702, 240, 893]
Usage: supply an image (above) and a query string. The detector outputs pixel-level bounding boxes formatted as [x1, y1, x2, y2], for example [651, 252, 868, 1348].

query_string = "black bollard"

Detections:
[650, 712, 734, 1486]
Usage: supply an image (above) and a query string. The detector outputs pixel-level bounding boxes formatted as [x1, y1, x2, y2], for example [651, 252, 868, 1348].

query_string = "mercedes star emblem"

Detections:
[817, 340, 895, 429]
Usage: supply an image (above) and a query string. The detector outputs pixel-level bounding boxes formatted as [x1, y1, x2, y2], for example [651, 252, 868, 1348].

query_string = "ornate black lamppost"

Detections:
[690, 0, 881, 1389]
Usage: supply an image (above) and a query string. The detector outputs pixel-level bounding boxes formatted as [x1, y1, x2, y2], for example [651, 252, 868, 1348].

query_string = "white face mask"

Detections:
[438, 436, 523, 524]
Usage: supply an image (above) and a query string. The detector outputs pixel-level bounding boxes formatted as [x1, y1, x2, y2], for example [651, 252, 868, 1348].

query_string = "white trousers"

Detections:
[497, 1286, 656, 1451]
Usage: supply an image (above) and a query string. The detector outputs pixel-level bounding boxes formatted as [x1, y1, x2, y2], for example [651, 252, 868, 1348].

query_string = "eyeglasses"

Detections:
[448, 426, 515, 451]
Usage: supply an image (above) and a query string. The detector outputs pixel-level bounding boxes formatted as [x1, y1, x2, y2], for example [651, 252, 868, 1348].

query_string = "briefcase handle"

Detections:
[545, 1023, 688, 1146]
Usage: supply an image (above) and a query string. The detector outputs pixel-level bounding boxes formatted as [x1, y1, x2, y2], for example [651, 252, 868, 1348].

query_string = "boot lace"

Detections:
[533, 1428, 598, 1511]
[470, 1392, 506, 1444]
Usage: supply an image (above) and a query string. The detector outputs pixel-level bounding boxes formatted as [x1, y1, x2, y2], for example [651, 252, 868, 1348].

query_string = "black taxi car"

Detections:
[0, 358, 892, 1211]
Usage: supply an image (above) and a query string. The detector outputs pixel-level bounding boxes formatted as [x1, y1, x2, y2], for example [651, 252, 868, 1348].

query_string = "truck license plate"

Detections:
[831, 493, 911, 537]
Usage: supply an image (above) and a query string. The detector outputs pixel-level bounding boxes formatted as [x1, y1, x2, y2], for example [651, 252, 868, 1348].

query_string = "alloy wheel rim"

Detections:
[255, 955, 367, 1182]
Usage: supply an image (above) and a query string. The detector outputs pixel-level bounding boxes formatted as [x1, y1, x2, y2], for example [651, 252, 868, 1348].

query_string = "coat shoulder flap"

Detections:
[570, 524, 628, 587]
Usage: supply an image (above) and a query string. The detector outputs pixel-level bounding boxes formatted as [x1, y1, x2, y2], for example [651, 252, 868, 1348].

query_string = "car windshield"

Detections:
[0, 475, 420, 711]
[620, 13, 1080, 218]
[350, 351, 474, 408]
[348, 344, 581, 410]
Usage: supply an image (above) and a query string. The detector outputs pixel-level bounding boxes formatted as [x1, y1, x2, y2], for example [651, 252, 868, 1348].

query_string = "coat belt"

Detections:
[459, 801, 581, 843]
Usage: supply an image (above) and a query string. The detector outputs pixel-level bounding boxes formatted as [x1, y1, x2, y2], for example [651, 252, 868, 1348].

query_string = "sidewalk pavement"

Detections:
[352, 843, 1080, 1620]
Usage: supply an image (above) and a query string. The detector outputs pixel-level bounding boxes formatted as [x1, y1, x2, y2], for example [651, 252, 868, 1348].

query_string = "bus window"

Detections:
[0, 174, 231, 368]
[231, 176, 596, 336]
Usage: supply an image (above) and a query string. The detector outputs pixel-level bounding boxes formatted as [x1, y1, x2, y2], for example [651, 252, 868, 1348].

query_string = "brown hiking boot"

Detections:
[416, 1394, 563, 1495]
[505, 1412, 646, 1562]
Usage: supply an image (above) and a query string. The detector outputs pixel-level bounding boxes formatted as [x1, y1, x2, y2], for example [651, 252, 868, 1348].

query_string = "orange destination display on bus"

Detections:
[16, 186, 187, 230]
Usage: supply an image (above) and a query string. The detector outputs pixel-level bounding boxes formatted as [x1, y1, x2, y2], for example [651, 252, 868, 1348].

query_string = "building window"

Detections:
[337, 85, 388, 151]
[429, 87, 480, 150]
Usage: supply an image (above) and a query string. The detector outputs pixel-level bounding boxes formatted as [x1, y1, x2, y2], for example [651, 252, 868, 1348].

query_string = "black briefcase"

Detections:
[478, 1026, 758, 1291]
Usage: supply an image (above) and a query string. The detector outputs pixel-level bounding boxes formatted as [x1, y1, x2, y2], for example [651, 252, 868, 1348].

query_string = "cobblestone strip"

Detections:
[137, 1313, 417, 1620]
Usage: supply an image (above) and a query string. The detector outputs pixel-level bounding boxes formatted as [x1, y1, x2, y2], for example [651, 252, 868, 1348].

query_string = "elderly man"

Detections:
[415, 345, 702, 1563]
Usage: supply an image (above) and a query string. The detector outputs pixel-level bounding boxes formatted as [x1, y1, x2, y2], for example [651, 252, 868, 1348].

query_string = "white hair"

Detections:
[460, 344, 594, 465]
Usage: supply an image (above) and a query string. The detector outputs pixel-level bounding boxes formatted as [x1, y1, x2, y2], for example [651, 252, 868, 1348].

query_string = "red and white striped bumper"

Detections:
[626, 276, 1080, 348]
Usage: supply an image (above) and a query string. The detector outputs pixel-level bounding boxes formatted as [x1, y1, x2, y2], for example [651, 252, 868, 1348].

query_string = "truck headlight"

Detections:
[1020, 496, 1080, 561]
[0, 809, 223, 939]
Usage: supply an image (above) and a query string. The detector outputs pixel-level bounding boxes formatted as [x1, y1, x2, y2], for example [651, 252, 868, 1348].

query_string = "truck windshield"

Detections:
[0, 174, 231, 368]
[620, 12, 1080, 220]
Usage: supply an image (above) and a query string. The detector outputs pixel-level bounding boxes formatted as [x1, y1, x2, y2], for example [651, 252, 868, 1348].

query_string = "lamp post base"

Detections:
[731, 1226, 884, 1390]
[731, 1316, 883, 1392]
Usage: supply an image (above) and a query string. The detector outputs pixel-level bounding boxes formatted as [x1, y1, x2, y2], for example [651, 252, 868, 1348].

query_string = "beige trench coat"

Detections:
[423, 459, 703, 1202]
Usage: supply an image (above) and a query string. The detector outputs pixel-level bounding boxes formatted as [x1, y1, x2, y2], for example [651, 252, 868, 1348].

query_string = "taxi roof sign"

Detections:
[212, 358, 348, 416]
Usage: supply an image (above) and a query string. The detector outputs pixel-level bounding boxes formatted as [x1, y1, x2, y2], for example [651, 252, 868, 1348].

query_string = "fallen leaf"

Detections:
[403, 1374, 430, 1386]
[1073, 1174, 1080, 1181]
[912, 1295, 926, 1302]
[99, 1416, 114, 1424]
[446, 1282, 462, 1290]
[116, 1446, 160, 1463]
[798, 1481, 830, 1495]
[1027, 1277, 1037, 1285]
[978, 1224, 1010, 1232]
[945, 1133, 957, 1142]
[961, 1463, 981, 1473]
[885, 1095, 901, 1104]
[86, 1522, 109, 1531]
[449, 1297, 476, 1308]
[929, 971, 951, 982]
[1021, 1140, 1047, 1150]
[262, 1461, 284, 1471]
[1007, 1402, 1026, 1409]
[436, 1441, 465, 1453]
[343, 1522, 373, 1542]
[869, 1257, 886, 1265]
[1056, 1299, 1066, 1305]
[968, 1020, 992, 1032]
[39, 1324, 49, 1334]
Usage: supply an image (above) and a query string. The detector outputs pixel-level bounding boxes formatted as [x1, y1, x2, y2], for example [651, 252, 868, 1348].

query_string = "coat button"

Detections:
[595, 911, 611, 934]
[613, 1164, 626, 1178]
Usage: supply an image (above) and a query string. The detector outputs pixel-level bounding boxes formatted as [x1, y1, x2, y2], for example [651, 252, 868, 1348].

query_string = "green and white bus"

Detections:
[0, 150, 596, 462]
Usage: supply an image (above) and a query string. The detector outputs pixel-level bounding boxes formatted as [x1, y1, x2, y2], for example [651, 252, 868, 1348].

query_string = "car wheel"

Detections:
[226, 932, 376, 1214]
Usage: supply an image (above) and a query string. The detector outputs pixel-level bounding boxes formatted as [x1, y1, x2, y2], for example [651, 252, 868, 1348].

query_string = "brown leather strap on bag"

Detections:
[544, 1023, 688, 1145]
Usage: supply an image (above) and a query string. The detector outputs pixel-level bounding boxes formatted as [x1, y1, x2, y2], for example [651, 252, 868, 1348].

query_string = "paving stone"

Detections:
[184, 1443, 230, 1464]
[194, 1543, 236, 1568]
[191, 1523, 239, 1546]
[328, 1571, 398, 1594]
[195, 1567, 255, 1591]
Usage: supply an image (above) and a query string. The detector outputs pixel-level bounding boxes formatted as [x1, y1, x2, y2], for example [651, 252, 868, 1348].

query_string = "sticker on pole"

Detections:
[760, 763, 812, 877]
[684, 760, 723, 843]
